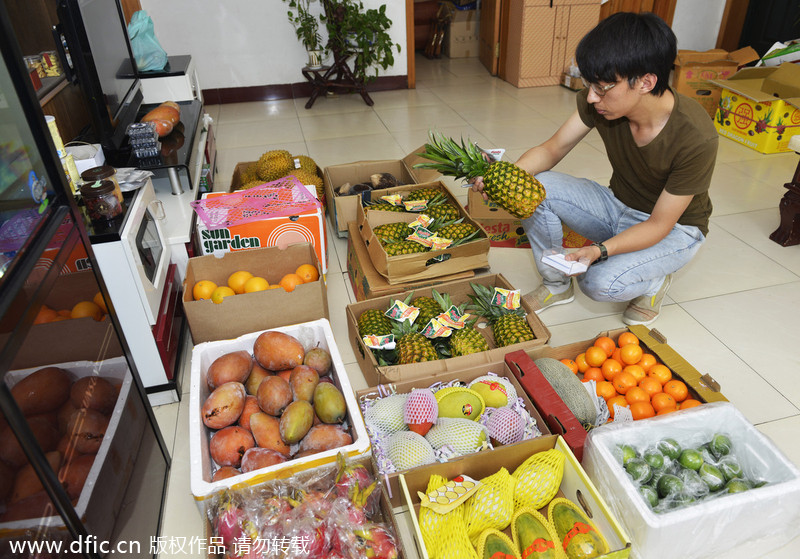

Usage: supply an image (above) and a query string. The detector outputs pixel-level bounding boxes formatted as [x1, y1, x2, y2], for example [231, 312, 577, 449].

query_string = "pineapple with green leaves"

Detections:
[365, 201, 407, 213]
[374, 222, 414, 244]
[383, 240, 429, 256]
[410, 296, 440, 328]
[357, 309, 393, 337]
[415, 131, 546, 219]
[436, 221, 479, 242]
[425, 290, 490, 357]
[392, 318, 438, 364]
[425, 199, 461, 222]
[468, 283, 535, 347]
[406, 187, 443, 202]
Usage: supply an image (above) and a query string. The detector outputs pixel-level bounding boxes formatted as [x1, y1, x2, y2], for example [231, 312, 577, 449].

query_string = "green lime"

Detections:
[657, 438, 682, 460]
[699, 463, 726, 492]
[671, 490, 696, 510]
[680, 469, 710, 498]
[718, 457, 743, 481]
[726, 478, 750, 493]
[678, 449, 704, 471]
[657, 474, 684, 498]
[709, 433, 733, 459]
[639, 485, 659, 508]
[649, 468, 667, 489]
[625, 458, 653, 484]
[752, 479, 768, 489]
[643, 449, 665, 471]
[619, 444, 638, 465]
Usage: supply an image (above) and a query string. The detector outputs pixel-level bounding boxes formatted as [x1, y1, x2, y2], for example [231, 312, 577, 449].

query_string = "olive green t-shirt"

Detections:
[577, 87, 716, 236]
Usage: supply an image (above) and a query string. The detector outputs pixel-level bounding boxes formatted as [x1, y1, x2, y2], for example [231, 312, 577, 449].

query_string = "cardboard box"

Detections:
[356, 359, 551, 505]
[195, 190, 328, 276]
[507, 325, 728, 461]
[560, 72, 584, 91]
[672, 47, 759, 118]
[182, 244, 329, 344]
[189, 319, 371, 512]
[346, 221, 474, 301]
[443, 2, 479, 58]
[357, 182, 490, 284]
[710, 62, 800, 153]
[583, 403, 800, 559]
[399, 435, 632, 559]
[322, 147, 440, 238]
[346, 273, 551, 386]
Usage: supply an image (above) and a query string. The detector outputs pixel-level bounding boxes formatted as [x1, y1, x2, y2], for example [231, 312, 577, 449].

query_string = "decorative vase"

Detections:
[307, 49, 324, 69]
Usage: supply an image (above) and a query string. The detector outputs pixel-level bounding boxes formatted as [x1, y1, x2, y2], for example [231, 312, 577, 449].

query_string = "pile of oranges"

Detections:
[559, 332, 702, 421]
[193, 264, 321, 303]
[34, 292, 108, 323]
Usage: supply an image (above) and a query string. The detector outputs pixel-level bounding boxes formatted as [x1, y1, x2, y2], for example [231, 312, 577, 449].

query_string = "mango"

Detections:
[206, 350, 253, 390]
[237, 395, 261, 431]
[57, 400, 78, 434]
[548, 498, 609, 559]
[0, 491, 54, 522]
[279, 400, 314, 444]
[11, 366, 72, 416]
[241, 447, 287, 473]
[298, 424, 352, 454]
[66, 408, 109, 454]
[303, 347, 332, 376]
[58, 453, 95, 500]
[70, 376, 117, 415]
[211, 466, 241, 482]
[257, 375, 292, 416]
[209, 426, 255, 468]
[512, 509, 559, 559]
[253, 331, 304, 371]
[313, 382, 347, 424]
[10, 451, 62, 503]
[202, 382, 246, 429]
[249, 412, 290, 457]
[0, 417, 59, 468]
[435, 387, 485, 421]
[245, 362, 272, 396]
[290, 365, 319, 402]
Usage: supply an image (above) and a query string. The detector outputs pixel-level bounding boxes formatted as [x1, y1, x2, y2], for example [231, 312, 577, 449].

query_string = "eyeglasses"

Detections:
[581, 78, 618, 97]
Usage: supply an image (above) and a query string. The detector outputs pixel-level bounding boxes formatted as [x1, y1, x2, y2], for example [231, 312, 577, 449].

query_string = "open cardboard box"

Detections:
[323, 147, 440, 238]
[355, 358, 551, 506]
[346, 273, 551, 386]
[182, 243, 328, 344]
[399, 434, 632, 559]
[356, 181, 490, 285]
[466, 189, 530, 248]
[346, 221, 474, 301]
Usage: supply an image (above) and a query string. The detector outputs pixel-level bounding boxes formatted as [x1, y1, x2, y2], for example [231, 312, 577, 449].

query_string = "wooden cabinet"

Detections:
[500, 0, 600, 87]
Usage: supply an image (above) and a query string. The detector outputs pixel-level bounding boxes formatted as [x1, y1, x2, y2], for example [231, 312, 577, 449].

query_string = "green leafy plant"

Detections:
[283, 0, 325, 53]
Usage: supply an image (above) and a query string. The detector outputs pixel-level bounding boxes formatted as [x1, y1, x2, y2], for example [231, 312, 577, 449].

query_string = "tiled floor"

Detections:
[153, 55, 800, 557]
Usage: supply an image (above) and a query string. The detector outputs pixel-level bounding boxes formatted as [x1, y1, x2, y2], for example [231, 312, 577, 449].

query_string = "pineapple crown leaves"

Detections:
[414, 130, 491, 181]
[467, 282, 526, 321]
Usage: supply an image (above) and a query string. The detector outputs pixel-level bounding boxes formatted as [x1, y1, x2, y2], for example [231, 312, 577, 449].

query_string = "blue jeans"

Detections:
[521, 171, 706, 302]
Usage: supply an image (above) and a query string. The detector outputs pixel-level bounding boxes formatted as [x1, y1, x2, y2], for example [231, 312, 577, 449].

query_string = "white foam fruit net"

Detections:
[468, 374, 518, 404]
[425, 418, 488, 456]
[486, 407, 526, 446]
[190, 175, 322, 229]
[364, 393, 408, 434]
[386, 431, 436, 471]
[404, 388, 438, 425]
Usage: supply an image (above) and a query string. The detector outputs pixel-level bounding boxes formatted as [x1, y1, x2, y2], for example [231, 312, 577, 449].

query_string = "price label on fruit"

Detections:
[429, 235, 453, 250]
[363, 333, 396, 350]
[409, 214, 434, 229]
[436, 306, 469, 329]
[421, 318, 452, 339]
[492, 287, 521, 310]
[403, 198, 429, 212]
[407, 227, 437, 248]
[380, 194, 404, 207]
[385, 300, 420, 323]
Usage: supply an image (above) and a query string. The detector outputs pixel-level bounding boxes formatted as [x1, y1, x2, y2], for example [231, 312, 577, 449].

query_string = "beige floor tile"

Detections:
[728, 151, 798, 188]
[152, 403, 179, 458]
[390, 125, 492, 154]
[305, 133, 406, 168]
[714, 135, 765, 164]
[708, 163, 786, 216]
[374, 103, 468, 132]
[292, 92, 377, 115]
[368, 87, 446, 108]
[327, 271, 357, 366]
[447, 96, 546, 123]
[217, 99, 300, 123]
[298, 111, 389, 141]
[757, 415, 800, 475]
[472, 115, 570, 150]
[214, 118, 304, 148]
[712, 209, 800, 276]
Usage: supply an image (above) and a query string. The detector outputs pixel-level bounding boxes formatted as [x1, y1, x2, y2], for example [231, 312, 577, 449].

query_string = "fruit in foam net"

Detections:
[249, 412, 290, 457]
[313, 382, 347, 424]
[209, 426, 255, 468]
[486, 407, 526, 446]
[468, 375, 517, 408]
[279, 400, 314, 444]
[206, 350, 254, 390]
[257, 375, 293, 416]
[289, 365, 319, 402]
[404, 388, 438, 436]
[253, 331, 305, 371]
[386, 431, 435, 470]
[549, 497, 609, 559]
[202, 382, 246, 429]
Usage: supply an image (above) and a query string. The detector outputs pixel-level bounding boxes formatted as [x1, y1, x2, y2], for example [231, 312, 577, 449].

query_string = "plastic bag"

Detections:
[126, 10, 167, 72]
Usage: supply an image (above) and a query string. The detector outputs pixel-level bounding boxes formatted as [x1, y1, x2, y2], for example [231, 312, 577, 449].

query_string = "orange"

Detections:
[630, 401, 655, 420]
[663, 379, 689, 403]
[243, 276, 269, 293]
[651, 392, 677, 412]
[596, 381, 617, 401]
[593, 336, 616, 357]
[584, 346, 607, 368]
[575, 353, 589, 373]
[647, 364, 672, 386]
[295, 264, 320, 283]
[279, 273, 304, 292]
[210, 286, 236, 304]
[582, 367, 605, 383]
[637, 353, 657, 373]
[624, 364, 646, 384]
[625, 386, 650, 405]
[34, 306, 59, 324]
[607, 395, 628, 418]
[71, 301, 103, 321]
[560, 359, 579, 374]
[93, 291, 108, 314]
[193, 280, 218, 301]
[611, 347, 622, 364]
[656, 407, 675, 416]
[638, 376, 663, 398]
[57, 309, 72, 318]
[617, 331, 639, 347]
[619, 343, 643, 365]
[601, 358, 623, 381]
[612, 371, 637, 395]
[679, 398, 702, 410]
[227, 270, 254, 294]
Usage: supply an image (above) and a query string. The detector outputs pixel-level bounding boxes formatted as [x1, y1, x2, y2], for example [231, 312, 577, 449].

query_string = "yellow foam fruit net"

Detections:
[511, 507, 568, 559]
[419, 475, 477, 559]
[475, 528, 521, 559]
[464, 467, 516, 545]
[512, 448, 565, 510]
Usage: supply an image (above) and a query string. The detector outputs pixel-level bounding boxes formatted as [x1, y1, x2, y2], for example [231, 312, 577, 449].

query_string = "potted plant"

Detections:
[283, 0, 326, 68]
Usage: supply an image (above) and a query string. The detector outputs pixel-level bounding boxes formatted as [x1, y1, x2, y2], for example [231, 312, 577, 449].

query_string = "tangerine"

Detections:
[243, 276, 269, 293]
[679, 398, 702, 410]
[647, 364, 672, 385]
[57, 309, 72, 318]
[575, 353, 589, 373]
[638, 376, 663, 398]
[611, 347, 622, 364]
[607, 395, 628, 418]
[193, 280, 218, 301]
[560, 359, 579, 374]
[624, 364, 646, 384]
[228, 270, 254, 294]
[651, 392, 677, 413]
[663, 380, 689, 403]
[593, 336, 616, 357]
[585, 346, 607, 368]
[93, 291, 108, 314]
[583, 367, 605, 383]
[211, 286, 236, 304]
[295, 264, 320, 283]
[637, 353, 657, 373]
[596, 381, 617, 401]
[630, 401, 656, 420]
[71, 301, 103, 321]
[656, 407, 675, 416]
[617, 331, 639, 347]
[625, 386, 650, 405]
[619, 343, 643, 365]
[601, 358, 623, 381]
[612, 371, 637, 395]
[34, 306, 59, 324]
[278, 273, 304, 292]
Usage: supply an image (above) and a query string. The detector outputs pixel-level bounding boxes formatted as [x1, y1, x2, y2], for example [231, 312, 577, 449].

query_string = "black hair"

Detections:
[575, 12, 676, 96]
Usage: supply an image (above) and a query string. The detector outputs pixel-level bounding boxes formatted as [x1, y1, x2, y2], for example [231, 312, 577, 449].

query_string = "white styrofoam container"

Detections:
[1, 357, 133, 537]
[189, 318, 371, 513]
[583, 402, 800, 559]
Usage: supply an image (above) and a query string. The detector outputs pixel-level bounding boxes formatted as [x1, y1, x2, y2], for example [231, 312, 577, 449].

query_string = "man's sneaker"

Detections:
[622, 274, 673, 326]
[522, 281, 574, 315]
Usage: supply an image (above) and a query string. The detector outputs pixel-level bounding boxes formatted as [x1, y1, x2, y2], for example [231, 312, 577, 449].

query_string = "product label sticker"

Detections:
[429, 236, 453, 250]
[409, 214, 433, 229]
[407, 227, 437, 248]
[492, 287, 521, 310]
[403, 199, 428, 212]
[362, 334, 396, 350]
[421, 318, 452, 339]
[418, 475, 482, 514]
[381, 194, 404, 207]
[384, 300, 420, 323]
[437, 306, 469, 329]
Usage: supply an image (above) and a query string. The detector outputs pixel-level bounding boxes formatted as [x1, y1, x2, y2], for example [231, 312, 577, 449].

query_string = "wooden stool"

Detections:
[769, 146, 800, 247]
[301, 59, 373, 110]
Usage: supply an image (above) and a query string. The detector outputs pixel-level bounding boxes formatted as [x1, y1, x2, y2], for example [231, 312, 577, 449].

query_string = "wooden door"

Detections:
[599, 0, 676, 25]
[738, 0, 800, 57]
[479, 0, 503, 75]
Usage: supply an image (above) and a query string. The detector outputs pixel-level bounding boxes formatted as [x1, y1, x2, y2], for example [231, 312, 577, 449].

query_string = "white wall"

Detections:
[672, 0, 727, 51]
[139, 0, 408, 90]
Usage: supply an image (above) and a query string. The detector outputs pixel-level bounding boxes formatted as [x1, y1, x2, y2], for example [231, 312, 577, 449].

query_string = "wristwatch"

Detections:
[591, 242, 608, 262]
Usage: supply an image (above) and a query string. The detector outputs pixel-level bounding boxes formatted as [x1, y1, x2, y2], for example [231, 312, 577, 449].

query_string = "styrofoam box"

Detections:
[1, 358, 133, 536]
[583, 402, 800, 559]
[189, 318, 371, 513]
